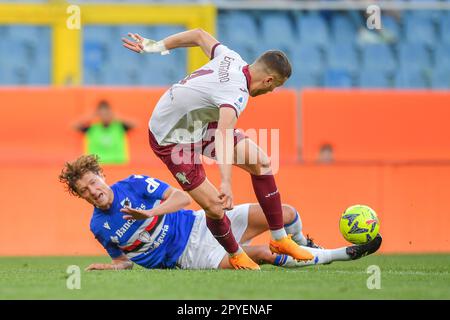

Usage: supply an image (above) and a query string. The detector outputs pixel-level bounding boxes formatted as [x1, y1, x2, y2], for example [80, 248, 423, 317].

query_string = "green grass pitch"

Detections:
[1, 254, 449, 299]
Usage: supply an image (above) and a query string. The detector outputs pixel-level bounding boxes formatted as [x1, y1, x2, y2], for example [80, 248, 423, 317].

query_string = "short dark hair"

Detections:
[97, 100, 111, 111]
[256, 50, 292, 79]
[59, 154, 103, 197]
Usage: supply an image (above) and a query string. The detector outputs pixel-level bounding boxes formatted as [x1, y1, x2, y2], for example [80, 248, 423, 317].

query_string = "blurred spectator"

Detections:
[74, 100, 136, 165]
[317, 143, 334, 164]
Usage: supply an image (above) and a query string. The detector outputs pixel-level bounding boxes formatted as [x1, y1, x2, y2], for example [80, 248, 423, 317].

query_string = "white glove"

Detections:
[122, 33, 170, 55]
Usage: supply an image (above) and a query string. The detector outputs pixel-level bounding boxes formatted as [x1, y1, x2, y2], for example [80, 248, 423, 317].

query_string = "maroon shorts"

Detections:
[149, 122, 247, 191]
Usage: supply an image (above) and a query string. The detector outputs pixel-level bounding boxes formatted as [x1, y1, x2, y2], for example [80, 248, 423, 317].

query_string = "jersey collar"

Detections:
[242, 65, 251, 92]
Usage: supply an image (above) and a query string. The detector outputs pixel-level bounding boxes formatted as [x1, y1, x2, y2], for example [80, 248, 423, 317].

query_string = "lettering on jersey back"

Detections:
[219, 55, 235, 83]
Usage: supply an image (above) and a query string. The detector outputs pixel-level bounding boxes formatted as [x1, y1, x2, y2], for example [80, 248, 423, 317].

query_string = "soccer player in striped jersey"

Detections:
[59, 155, 382, 270]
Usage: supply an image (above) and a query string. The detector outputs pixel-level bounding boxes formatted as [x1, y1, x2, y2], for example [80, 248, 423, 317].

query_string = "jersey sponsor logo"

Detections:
[149, 224, 169, 250]
[176, 172, 191, 185]
[103, 222, 111, 230]
[145, 177, 160, 194]
[115, 219, 137, 238]
[234, 95, 245, 111]
[218, 56, 235, 83]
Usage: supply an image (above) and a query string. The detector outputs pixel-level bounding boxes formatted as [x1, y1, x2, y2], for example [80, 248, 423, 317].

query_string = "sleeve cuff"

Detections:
[210, 42, 221, 60]
[219, 104, 239, 118]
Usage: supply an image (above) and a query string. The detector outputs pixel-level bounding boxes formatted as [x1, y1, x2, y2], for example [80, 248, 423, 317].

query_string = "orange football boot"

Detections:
[229, 251, 261, 270]
[270, 234, 314, 261]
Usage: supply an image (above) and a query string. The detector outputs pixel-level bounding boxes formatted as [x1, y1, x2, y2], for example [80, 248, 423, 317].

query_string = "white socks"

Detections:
[270, 228, 288, 240]
[274, 246, 350, 268]
[284, 210, 307, 245]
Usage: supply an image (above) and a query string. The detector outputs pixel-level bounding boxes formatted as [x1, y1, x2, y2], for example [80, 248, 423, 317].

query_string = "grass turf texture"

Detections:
[1, 254, 449, 299]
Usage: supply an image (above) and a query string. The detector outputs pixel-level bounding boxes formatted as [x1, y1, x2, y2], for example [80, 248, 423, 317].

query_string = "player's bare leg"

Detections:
[188, 178, 260, 270]
[234, 138, 313, 261]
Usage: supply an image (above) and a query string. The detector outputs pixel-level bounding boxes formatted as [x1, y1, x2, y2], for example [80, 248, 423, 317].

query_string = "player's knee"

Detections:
[250, 155, 272, 176]
[282, 204, 297, 224]
[202, 198, 223, 219]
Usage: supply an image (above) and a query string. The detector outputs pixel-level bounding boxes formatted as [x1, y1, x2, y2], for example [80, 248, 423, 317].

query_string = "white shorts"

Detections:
[176, 204, 251, 269]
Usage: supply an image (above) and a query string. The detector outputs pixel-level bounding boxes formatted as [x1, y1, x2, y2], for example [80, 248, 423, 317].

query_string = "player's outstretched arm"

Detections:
[215, 108, 238, 210]
[120, 187, 192, 220]
[85, 254, 133, 271]
[122, 28, 218, 58]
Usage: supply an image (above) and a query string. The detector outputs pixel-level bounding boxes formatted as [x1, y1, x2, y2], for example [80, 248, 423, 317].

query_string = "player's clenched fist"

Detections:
[121, 33, 170, 55]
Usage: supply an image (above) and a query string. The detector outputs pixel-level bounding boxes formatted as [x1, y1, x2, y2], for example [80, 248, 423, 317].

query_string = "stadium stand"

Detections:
[0, 3, 448, 89]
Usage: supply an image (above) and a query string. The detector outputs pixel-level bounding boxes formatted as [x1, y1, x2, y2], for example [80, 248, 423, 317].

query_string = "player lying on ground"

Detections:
[121, 28, 313, 270]
[59, 155, 382, 270]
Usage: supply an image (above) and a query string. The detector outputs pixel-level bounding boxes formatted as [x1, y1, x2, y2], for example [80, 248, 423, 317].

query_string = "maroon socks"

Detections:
[206, 214, 239, 254]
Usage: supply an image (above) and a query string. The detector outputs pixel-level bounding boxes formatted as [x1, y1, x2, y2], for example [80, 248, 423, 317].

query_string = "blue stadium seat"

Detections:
[153, 25, 186, 40]
[227, 43, 258, 63]
[220, 11, 259, 47]
[323, 69, 353, 88]
[0, 25, 51, 85]
[360, 44, 396, 74]
[358, 68, 390, 88]
[27, 65, 50, 85]
[83, 26, 116, 47]
[438, 13, 450, 44]
[83, 69, 102, 85]
[290, 46, 324, 75]
[285, 69, 322, 89]
[0, 64, 27, 85]
[331, 14, 357, 44]
[404, 16, 437, 47]
[116, 25, 152, 40]
[404, 10, 442, 24]
[0, 38, 28, 68]
[393, 66, 428, 88]
[102, 63, 140, 86]
[296, 13, 330, 50]
[381, 15, 400, 41]
[347, 10, 364, 28]
[6, 25, 47, 48]
[430, 67, 450, 89]
[397, 42, 432, 72]
[260, 13, 296, 49]
[83, 41, 105, 72]
[326, 43, 359, 74]
[140, 63, 177, 86]
[433, 43, 450, 71]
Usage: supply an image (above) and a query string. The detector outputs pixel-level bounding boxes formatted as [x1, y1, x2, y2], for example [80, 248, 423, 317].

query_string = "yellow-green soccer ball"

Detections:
[339, 205, 380, 244]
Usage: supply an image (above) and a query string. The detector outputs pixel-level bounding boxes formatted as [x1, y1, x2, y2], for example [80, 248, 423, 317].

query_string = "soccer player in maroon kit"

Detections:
[122, 28, 314, 269]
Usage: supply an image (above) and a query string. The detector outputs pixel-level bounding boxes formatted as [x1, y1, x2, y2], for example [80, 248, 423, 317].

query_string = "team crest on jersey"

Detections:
[138, 231, 152, 243]
[176, 172, 191, 185]
[120, 197, 132, 208]
[103, 222, 111, 230]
